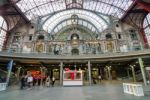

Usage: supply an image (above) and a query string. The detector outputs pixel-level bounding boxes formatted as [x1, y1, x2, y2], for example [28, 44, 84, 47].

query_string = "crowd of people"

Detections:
[20, 75, 55, 90]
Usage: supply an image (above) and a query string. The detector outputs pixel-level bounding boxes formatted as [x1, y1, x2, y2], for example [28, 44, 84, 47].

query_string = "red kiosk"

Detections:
[63, 68, 83, 86]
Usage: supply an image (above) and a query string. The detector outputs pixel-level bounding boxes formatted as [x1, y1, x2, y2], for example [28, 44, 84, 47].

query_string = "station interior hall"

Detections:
[0, 0, 150, 100]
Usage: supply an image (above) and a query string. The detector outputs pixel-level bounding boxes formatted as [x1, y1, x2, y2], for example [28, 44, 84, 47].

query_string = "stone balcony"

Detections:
[0, 49, 150, 61]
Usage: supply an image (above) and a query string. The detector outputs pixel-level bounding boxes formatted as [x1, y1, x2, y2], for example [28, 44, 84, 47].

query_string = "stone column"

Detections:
[104, 67, 109, 80]
[131, 66, 136, 82]
[107, 66, 112, 80]
[40, 67, 43, 87]
[127, 68, 130, 78]
[60, 61, 63, 86]
[138, 58, 147, 86]
[88, 61, 92, 85]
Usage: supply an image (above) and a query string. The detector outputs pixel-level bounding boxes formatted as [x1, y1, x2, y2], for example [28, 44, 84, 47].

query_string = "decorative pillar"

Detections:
[131, 66, 136, 82]
[138, 58, 147, 86]
[127, 68, 130, 78]
[88, 61, 92, 85]
[60, 61, 63, 86]
[104, 67, 109, 79]
[107, 66, 112, 80]
[40, 67, 43, 87]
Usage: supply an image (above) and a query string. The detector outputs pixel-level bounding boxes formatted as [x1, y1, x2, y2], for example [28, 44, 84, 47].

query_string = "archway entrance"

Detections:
[71, 48, 79, 55]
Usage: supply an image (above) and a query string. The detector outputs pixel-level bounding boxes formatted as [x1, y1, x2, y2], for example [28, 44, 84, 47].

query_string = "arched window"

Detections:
[0, 16, 7, 51]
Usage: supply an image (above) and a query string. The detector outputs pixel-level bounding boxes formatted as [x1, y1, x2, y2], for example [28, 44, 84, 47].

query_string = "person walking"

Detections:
[27, 75, 33, 89]
[46, 76, 50, 87]
[92, 76, 97, 84]
[51, 76, 55, 87]
[98, 75, 102, 83]
[20, 75, 25, 89]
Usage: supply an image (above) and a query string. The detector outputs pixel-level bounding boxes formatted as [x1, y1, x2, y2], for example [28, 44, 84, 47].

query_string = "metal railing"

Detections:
[1, 49, 150, 59]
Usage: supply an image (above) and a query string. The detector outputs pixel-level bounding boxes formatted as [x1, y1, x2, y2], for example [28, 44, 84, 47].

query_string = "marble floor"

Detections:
[0, 82, 150, 100]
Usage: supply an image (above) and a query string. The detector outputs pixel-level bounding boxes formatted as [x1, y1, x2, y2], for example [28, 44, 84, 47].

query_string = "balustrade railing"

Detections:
[0, 49, 150, 59]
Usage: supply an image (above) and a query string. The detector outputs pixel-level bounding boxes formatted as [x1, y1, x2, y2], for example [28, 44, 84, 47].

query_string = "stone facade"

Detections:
[7, 17, 143, 55]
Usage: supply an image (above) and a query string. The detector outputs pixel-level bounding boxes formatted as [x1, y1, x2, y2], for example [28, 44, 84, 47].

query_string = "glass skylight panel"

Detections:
[91, 27, 96, 32]
[0, 17, 4, 26]
[17, 0, 66, 20]
[43, 9, 108, 34]
[0, 16, 7, 51]
[144, 14, 150, 28]
[17, 0, 133, 20]
[49, 18, 98, 34]
[143, 13, 150, 46]
[62, 22, 67, 27]
[108, 6, 117, 15]
[143, 19, 148, 28]
[67, 20, 72, 25]
[145, 28, 149, 33]
[54, 28, 58, 33]
[38, 6, 47, 15]
[90, 1, 97, 10]
[147, 14, 150, 24]
[57, 24, 62, 30]
[78, 20, 82, 25]
[88, 24, 92, 30]
[145, 28, 150, 44]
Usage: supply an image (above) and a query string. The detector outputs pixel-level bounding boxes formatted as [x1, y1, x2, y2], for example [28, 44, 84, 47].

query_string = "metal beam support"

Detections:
[121, 1, 137, 21]
[140, 28, 149, 48]
[10, 2, 29, 23]
[138, 58, 147, 86]
[137, 1, 150, 13]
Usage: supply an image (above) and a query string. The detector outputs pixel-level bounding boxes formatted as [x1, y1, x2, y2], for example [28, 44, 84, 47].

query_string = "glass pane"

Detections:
[17, 0, 133, 20]
[0, 16, 7, 51]
[43, 9, 108, 34]
[144, 14, 150, 45]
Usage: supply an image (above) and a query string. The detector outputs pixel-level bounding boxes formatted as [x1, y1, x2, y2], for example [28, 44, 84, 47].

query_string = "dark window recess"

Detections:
[116, 24, 119, 27]
[130, 33, 138, 40]
[129, 30, 135, 33]
[38, 35, 44, 40]
[106, 33, 112, 39]
[134, 46, 141, 51]
[129, 30, 138, 40]
[118, 34, 121, 39]
[29, 35, 32, 41]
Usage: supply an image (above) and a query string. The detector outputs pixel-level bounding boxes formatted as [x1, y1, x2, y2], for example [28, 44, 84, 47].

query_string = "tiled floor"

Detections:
[0, 82, 150, 100]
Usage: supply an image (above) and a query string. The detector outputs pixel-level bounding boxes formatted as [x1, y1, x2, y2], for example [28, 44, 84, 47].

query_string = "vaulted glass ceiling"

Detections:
[43, 9, 109, 34]
[16, 0, 134, 20]
[0, 16, 7, 51]
[143, 14, 150, 46]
